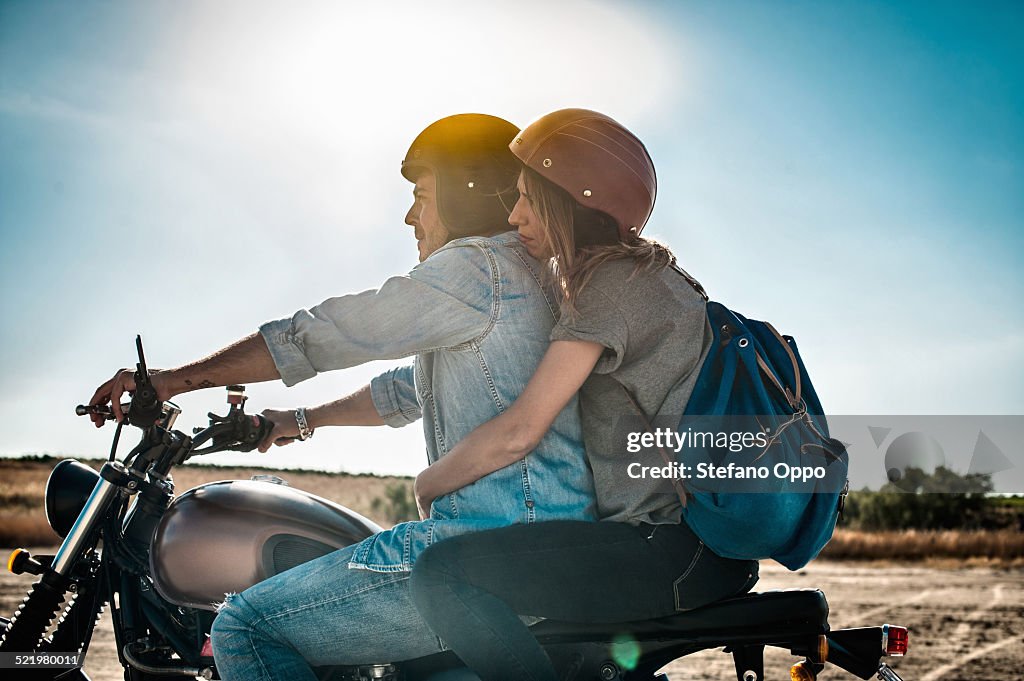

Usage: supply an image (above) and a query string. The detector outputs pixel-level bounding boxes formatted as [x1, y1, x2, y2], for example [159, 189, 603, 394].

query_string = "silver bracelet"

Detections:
[294, 407, 314, 441]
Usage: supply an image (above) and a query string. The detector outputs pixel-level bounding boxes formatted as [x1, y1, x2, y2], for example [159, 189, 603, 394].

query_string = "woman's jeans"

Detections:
[409, 520, 759, 681]
[210, 543, 445, 681]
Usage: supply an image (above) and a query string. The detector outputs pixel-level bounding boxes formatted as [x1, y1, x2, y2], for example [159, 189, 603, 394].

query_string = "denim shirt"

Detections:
[259, 231, 597, 572]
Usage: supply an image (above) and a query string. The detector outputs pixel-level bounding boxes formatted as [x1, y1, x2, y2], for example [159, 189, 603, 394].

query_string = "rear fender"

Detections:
[827, 627, 885, 680]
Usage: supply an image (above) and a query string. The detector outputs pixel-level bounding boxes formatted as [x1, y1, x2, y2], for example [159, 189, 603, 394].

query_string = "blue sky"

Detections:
[1, 0, 1021, 476]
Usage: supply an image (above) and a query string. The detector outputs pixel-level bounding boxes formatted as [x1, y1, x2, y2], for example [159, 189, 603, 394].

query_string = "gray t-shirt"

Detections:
[550, 259, 711, 525]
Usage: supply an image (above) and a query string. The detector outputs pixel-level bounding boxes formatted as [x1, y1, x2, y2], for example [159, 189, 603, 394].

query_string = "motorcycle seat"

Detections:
[531, 589, 829, 643]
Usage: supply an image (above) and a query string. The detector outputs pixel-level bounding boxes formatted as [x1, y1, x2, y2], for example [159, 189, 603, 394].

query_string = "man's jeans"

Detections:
[210, 544, 444, 681]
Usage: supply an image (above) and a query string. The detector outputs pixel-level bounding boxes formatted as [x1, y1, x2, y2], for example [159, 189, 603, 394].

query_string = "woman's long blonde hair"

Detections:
[521, 167, 675, 316]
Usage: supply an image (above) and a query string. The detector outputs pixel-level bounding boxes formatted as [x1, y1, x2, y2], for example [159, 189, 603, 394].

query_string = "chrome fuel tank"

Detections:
[150, 478, 383, 610]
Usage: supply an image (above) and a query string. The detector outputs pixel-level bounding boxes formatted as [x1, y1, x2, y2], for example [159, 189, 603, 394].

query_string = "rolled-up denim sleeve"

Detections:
[259, 241, 496, 387]
[370, 364, 421, 427]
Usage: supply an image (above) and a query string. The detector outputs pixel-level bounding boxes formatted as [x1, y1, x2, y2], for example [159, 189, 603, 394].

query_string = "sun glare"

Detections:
[172, 0, 682, 154]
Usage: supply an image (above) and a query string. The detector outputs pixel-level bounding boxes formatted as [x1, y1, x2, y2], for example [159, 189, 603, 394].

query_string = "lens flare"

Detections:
[610, 633, 641, 671]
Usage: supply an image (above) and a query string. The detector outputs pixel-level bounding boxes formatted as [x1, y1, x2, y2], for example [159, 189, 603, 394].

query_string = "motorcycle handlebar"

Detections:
[78, 395, 274, 457]
[78, 339, 276, 467]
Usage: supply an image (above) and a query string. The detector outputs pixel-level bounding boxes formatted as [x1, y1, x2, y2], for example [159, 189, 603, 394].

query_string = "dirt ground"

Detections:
[660, 561, 1023, 681]
[1, 556, 1020, 681]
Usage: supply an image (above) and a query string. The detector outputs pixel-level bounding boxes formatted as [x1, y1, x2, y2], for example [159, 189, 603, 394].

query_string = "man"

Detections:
[88, 114, 596, 678]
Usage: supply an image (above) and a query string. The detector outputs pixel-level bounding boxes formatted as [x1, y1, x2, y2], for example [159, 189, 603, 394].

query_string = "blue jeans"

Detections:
[409, 520, 759, 681]
[210, 544, 445, 681]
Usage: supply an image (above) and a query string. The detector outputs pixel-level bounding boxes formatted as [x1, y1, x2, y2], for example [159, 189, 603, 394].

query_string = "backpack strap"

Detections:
[619, 385, 688, 507]
[762, 321, 802, 408]
[670, 263, 709, 302]
[673, 260, 802, 411]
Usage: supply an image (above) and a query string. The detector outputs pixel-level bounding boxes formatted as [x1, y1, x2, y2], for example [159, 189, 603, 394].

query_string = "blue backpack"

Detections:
[625, 266, 848, 570]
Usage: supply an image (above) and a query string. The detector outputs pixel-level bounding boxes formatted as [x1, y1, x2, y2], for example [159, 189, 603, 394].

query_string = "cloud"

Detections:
[0, 90, 115, 128]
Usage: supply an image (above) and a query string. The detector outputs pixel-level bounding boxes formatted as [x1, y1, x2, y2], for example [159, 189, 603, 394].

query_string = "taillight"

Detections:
[882, 624, 909, 656]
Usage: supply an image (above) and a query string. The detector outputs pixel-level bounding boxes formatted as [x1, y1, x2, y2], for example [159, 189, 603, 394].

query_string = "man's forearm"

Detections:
[256, 384, 384, 451]
[306, 385, 385, 428]
[159, 333, 281, 398]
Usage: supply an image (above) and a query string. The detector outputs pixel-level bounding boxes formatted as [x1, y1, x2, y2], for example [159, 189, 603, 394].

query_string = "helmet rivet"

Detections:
[467, 181, 475, 188]
[583, 189, 592, 197]
[542, 158, 553, 168]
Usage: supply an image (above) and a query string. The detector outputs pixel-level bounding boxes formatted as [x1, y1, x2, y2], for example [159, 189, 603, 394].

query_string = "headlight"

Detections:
[45, 459, 101, 539]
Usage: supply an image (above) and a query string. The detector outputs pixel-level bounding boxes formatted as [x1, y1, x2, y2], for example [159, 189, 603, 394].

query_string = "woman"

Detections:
[409, 109, 759, 681]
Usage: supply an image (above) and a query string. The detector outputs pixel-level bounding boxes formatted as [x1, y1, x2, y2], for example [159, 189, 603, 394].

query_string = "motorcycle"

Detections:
[1, 338, 909, 681]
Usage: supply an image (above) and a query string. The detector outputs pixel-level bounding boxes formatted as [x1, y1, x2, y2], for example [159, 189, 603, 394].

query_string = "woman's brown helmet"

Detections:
[510, 108, 657, 240]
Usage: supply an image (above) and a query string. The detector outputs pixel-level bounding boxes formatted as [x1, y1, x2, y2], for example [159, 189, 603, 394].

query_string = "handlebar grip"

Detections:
[254, 414, 275, 443]
[76, 403, 130, 420]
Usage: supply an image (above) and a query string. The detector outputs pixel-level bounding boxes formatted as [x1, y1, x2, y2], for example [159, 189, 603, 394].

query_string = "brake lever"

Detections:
[233, 413, 273, 452]
[127, 335, 162, 428]
[190, 408, 272, 456]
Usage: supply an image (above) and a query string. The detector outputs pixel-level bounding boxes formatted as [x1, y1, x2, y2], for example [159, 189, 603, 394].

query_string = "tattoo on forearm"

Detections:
[184, 379, 192, 386]
[197, 380, 215, 389]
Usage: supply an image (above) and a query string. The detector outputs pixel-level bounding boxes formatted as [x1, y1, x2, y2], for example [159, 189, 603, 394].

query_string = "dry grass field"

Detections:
[822, 528, 1024, 564]
[0, 457, 413, 546]
[3, 458, 1021, 563]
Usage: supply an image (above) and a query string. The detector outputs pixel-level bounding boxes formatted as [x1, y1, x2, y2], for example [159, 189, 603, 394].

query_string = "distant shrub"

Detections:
[371, 482, 418, 524]
[839, 467, 1000, 531]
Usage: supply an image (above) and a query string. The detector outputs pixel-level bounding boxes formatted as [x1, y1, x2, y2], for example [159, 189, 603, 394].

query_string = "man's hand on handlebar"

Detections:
[257, 408, 303, 453]
[89, 368, 170, 426]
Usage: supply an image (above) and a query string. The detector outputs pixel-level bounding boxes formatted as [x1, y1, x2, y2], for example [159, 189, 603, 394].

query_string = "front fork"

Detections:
[53, 462, 130, 575]
[0, 461, 129, 653]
